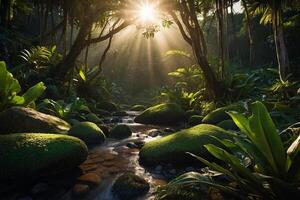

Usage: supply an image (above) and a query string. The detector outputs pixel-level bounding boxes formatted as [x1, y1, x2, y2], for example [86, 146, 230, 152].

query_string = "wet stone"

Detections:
[77, 173, 102, 186]
[126, 142, 138, 149]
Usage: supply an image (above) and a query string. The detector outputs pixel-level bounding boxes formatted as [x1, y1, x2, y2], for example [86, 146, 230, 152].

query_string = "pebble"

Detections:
[77, 173, 102, 186]
[126, 142, 138, 149]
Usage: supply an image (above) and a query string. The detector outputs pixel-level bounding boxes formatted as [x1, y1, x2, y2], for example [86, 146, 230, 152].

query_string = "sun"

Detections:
[138, 4, 156, 22]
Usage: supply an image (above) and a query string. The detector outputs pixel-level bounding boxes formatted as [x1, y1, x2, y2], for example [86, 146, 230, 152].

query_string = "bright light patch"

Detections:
[139, 4, 156, 22]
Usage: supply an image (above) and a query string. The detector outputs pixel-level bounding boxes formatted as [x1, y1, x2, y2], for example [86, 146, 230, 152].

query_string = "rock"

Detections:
[186, 109, 202, 117]
[127, 142, 138, 149]
[0, 133, 88, 180]
[134, 140, 145, 149]
[109, 124, 132, 139]
[97, 124, 111, 137]
[188, 115, 203, 126]
[85, 113, 103, 124]
[77, 173, 101, 186]
[217, 120, 239, 131]
[164, 128, 176, 133]
[130, 105, 146, 111]
[72, 184, 90, 196]
[112, 173, 150, 200]
[111, 117, 121, 123]
[68, 122, 106, 145]
[147, 129, 161, 137]
[202, 104, 245, 125]
[134, 103, 187, 125]
[95, 109, 111, 117]
[0, 107, 70, 134]
[69, 119, 80, 125]
[97, 101, 118, 112]
[113, 111, 127, 116]
[139, 124, 230, 166]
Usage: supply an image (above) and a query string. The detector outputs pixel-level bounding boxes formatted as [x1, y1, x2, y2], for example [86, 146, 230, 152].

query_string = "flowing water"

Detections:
[1, 111, 185, 200]
[70, 111, 172, 200]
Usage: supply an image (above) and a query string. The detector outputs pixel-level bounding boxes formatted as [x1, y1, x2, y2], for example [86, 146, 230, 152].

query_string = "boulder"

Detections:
[217, 120, 239, 131]
[202, 104, 245, 125]
[134, 103, 187, 125]
[97, 101, 118, 112]
[0, 133, 88, 180]
[130, 105, 146, 111]
[0, 107, 70, 134]
[139, 124, 230, 166]
[68, 122, 106, 145]
[109, 124, 132, 139]
[188, 115, 203, 126]
[112, 173, 150, 200]
[97, 124, 111, 137]
[85, 113, 103, 124]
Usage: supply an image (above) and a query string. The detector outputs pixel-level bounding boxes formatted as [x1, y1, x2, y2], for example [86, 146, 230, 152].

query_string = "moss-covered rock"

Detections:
[68, 122, 105, 145]
[85, 113, 103, 124]
[202, 104, 245, 125]
[96, 101, 118, 112]
[0, 133, 88, 180]
[112, 173, 150, 200]
[0, 107, 70, 134]
[134, 103, 187, 125]
[130, 105, 146, 111]
[109, 124, 132, 139]
[188, 115, 203, 126]
[139, 124, 230, 166]
[217, 120, 239, 131]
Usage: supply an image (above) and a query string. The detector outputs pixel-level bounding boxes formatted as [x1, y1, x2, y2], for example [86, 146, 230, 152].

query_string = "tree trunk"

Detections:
[272, 7, 290, 82]
[242, 0, 255, 67]
[51, 21, 92, 80]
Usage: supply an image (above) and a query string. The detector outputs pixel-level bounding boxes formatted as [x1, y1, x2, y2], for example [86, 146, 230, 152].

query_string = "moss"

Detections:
[202, 104, 245, 125]
[0, 133, 88, 180]
[188, 115, 203, 126]
[130, 105, 146, 111]
[109, 124, 132, 139]
[217, 120, 239, 131]
[85, 113, 103, 124]
[112, 173, 150, 200]
[68, 122, 105, 145]
[0, 107, 70, 134]
[134, 103, 187, 125]
[139, 124, 230, 166]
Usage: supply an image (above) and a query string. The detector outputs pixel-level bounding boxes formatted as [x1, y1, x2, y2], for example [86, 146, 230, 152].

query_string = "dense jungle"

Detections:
[0, 0, 300, 200]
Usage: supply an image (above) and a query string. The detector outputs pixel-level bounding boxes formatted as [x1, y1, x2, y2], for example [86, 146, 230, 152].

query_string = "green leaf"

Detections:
[249, 102, 287, 178]
[21, 82, 46, 106]
[79, 69, 86, 82]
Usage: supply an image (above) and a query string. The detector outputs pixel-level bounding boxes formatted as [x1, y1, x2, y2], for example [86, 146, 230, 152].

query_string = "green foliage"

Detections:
[0, 61, 45, 111]
[37, 98, 90, 121]
[20, 46, 61, 70]
[74, 65, 111, 101]
[185, 102, 300, 199]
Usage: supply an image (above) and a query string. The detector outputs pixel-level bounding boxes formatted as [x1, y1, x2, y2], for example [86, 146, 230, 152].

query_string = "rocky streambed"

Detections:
[0, 111, 201, 200]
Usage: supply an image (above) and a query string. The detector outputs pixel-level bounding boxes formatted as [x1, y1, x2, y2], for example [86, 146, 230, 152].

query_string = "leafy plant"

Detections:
[0, 61, 46, 111]
[37, 98, 90, 121]
[157, 101, 300, 200]
[20, 45, 62, 71]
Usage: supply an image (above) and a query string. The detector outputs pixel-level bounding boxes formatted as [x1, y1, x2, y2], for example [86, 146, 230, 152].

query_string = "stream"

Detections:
[65, 110, 187, 200]
[1, 111, 195, 200]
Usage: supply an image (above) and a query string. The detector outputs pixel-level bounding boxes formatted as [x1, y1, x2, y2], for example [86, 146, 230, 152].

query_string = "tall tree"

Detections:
[250, 0, 291, 82]
[164, 0, 224, 98]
